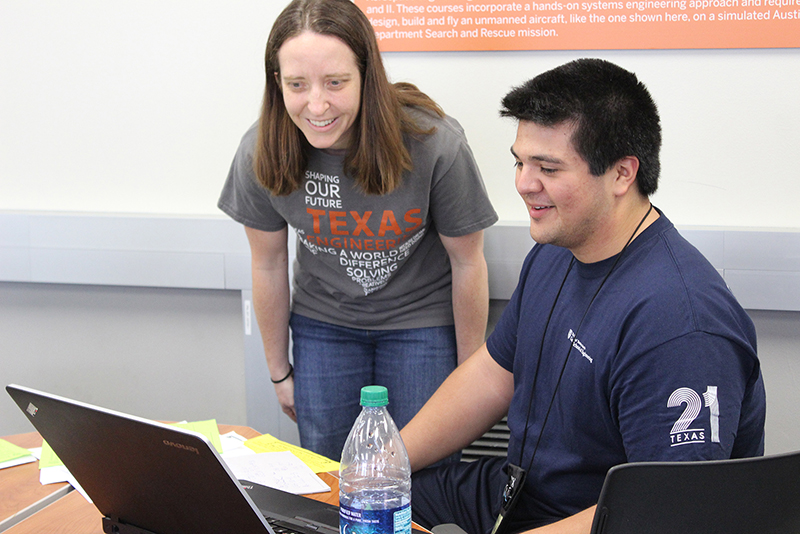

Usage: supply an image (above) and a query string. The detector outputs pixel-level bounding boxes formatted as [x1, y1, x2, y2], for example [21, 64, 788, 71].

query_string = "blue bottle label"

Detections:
[339, 502, 411, 534]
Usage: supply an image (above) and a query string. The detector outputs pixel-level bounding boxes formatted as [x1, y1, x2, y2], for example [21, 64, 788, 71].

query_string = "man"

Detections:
[400, 58, 766, 534]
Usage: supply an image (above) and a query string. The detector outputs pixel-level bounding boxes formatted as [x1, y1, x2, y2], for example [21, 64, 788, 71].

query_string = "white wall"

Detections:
[385, 49, 800, 228]
[751, 310, 800, 455]
[2, 2, 799, 229]
[0, 282, 248, 436]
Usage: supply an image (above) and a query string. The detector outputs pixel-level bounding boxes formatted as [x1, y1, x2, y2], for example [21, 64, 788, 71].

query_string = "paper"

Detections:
[41, 465, 92, 502]
[172, 420, 223, 453]
[0, 438, 36, 469]
[0, 438, 32, 461]
[38, 440, 62, 469]
[36, 442, 91, 500]
[220, 431, 257, 459]
[244, 434, 340, 473]
[225, 451, 330, 495]
[0, 455, 36, 469]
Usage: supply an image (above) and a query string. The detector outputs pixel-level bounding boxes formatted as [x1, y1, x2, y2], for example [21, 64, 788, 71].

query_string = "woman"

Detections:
[218, 0, 497, 460]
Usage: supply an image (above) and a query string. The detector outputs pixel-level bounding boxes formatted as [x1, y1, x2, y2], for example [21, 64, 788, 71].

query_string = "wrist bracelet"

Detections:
[271, 364, 294, 384]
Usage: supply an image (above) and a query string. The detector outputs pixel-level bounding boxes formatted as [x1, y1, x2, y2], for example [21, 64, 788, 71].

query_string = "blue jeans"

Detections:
[290, 313, 458, 461]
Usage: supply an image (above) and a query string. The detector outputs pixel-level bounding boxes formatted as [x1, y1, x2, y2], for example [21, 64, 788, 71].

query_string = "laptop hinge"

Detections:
[102, 516, 160, 534]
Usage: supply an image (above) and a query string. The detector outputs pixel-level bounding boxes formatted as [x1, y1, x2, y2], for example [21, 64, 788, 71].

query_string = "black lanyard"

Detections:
[491, 203, 654, 534]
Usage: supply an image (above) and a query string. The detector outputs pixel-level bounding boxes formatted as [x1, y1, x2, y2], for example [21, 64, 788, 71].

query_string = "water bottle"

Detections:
[339, 385, 412, 534]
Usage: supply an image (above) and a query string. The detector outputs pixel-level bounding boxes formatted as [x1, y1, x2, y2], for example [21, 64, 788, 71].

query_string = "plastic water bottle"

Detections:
[339, 385, 412, 534]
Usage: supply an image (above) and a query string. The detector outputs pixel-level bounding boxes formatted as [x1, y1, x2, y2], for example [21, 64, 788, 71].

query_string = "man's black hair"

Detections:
[500, 58, 661, 196]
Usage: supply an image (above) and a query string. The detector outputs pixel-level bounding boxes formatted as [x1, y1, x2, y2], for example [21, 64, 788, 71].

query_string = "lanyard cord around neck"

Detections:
[516, 203, 654, 472]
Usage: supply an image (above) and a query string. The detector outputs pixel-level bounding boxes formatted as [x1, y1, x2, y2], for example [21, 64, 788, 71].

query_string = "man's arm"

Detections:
[522, 506, 596, 534]
[401, 344, 514, 471]
[440, 231, 490, 365]
[244, 226, 295, 421]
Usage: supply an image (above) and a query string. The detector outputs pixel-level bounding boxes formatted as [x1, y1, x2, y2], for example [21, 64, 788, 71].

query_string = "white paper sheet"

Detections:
[220, 431, 257, 459]
[0, 455, 36, 469]
[40, 465, 91, 502]
[0, 446, 38, 470]
[224, 450, 331, 495]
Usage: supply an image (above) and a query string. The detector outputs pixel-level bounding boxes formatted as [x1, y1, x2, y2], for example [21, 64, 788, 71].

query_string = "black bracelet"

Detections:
[271, 364, 294, 384]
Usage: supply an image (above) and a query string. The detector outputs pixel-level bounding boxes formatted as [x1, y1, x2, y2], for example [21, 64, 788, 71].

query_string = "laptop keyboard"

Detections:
[267, 517, 326, 534]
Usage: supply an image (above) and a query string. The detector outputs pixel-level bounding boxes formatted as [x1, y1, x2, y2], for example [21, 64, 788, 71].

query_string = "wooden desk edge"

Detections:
[1, 432, 72, 530]
[0, 484, 72, 532]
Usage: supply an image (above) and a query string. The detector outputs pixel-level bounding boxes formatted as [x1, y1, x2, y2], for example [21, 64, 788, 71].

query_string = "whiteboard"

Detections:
[1, 2, 799, 229]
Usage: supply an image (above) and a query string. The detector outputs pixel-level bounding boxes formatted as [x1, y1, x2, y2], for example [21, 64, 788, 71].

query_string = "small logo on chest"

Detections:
[567, 329, 593, 363]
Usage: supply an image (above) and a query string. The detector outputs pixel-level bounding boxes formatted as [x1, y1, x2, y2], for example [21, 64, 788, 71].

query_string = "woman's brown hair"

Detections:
[254, 0, 443, 196]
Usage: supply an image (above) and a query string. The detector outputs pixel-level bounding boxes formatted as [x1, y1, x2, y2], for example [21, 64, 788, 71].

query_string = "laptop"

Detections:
[6, 384, 340, 534]
[590, 451, 800, 534]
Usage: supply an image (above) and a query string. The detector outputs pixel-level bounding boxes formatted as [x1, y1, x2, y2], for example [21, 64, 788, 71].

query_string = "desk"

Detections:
[0, 432, 71, 532]
[2, 425, 341, 534]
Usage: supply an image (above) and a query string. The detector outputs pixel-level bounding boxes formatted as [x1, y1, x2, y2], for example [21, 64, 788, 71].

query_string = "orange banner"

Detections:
[354, 0, 799, 51]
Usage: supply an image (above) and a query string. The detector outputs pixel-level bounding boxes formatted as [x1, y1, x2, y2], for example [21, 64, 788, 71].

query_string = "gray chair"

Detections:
[591, 451, 800, 534]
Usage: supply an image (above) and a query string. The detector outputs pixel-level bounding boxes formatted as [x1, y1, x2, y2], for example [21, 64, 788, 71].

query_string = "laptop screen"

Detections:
[7, 384, 273, 534]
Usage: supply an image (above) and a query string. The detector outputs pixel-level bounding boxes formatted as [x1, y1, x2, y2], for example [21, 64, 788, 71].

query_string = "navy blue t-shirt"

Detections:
[486, 212, 766, 523]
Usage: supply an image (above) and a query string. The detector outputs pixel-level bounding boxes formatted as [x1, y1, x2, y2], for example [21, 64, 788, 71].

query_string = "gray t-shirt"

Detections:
[218, 108, 498, 329]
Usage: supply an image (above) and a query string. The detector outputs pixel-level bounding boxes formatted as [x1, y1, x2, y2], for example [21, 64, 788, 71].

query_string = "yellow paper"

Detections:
[0, 438, 33, 463]
[39, 440, 62, 469]
[172, 420, 223, 453]
[244, 434, 339, 473]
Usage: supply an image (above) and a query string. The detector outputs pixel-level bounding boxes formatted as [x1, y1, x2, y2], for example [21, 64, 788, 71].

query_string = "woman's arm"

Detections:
[440, 230, 490, 365]
[244, 225, 295, 420]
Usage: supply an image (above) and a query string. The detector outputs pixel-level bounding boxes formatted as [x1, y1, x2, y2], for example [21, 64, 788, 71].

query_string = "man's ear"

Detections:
[612, 156, 640, 197]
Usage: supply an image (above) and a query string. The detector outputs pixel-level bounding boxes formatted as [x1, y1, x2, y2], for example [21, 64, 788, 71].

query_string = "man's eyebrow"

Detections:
[510, 147, 563, 165]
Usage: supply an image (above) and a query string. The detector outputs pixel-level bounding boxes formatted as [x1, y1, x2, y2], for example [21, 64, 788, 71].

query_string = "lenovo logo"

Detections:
[162, 440, 200, 455]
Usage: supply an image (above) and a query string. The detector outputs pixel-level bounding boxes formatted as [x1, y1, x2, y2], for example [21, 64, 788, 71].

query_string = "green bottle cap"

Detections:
[360, 385, 389, 407]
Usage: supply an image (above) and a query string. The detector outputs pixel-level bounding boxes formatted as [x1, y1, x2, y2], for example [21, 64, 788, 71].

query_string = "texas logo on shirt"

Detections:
[667, 386, 720, 447]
